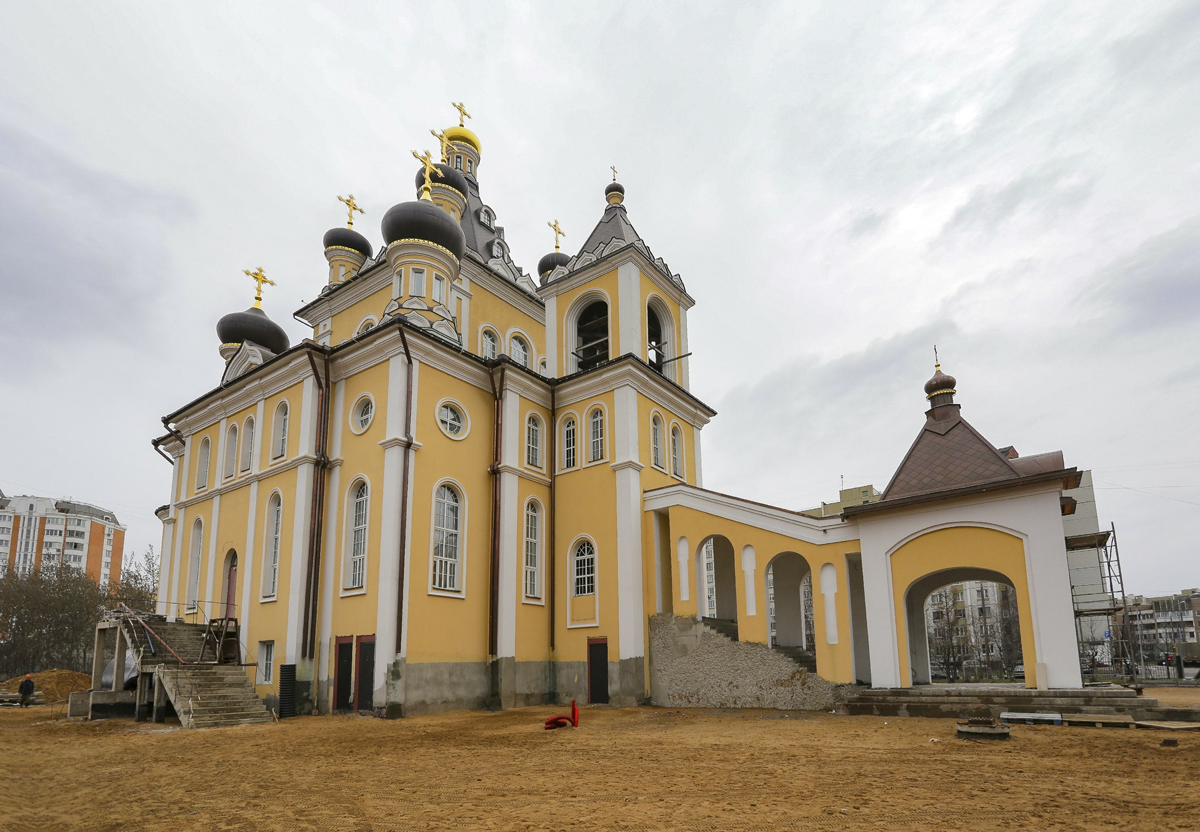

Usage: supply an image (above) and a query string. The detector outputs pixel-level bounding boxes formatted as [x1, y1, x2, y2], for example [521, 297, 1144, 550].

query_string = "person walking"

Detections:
[18, 674, 34, 707]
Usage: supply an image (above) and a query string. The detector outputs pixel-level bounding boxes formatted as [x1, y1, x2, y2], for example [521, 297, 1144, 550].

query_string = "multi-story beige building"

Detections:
[0, 490, 126, 585]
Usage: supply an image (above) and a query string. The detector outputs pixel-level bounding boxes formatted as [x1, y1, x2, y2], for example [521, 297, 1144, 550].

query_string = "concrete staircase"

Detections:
[122, 617, 271, 729]
[155, 664, 273, 729]
[701, 617, 739, 642]
[840, 685, 1200, 722]
[771, 644, 818, 673]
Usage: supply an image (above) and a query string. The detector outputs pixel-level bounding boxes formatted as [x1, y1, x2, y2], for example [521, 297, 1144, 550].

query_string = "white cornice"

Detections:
[556, 360, 714, 427]
[496, 463, 551, 487]
[173, 453, 317, 510]
[172, 351, 314, 434]
[537, 248, 695, 310]
[643, 484, 860, 545]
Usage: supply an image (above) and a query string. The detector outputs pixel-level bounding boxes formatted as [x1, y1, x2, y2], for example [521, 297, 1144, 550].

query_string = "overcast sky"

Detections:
[2, 2, 1197, 595]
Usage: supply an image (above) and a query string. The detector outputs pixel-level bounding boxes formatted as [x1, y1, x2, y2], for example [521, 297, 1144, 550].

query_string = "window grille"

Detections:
[589, 410, 604, 462]
[563, 418, 576, 468]
[574, 540, 595, 596]
[671, 427, 683, 477]
[433, 485, 460, 591]
[651, 417, 663, 468]
[526, 416, 541, 467]
[241, 418, 255, 471]
[349, 483, 368, 589]
[524, 503, 540, 598]
[482, 330, 498, 360]
[265, 496, 282, 596]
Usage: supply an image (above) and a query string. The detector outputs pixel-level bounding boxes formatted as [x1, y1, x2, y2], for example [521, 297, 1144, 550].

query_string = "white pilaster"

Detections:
[285, 463, 314, 663]
[741, 545, 757, 616]
[693, 427, 704, 488]
[299, 376, 318, 457]
[676, 535, 690, 602]
[612, 384, 645, 660]
[240, 481, 258, 655]
[617, 262, 641, 358]
[678, 306, 691, 390]
[544, 295, 558, 376]
[399, 360, 419, 657]
[374, 354, 411, 696]
[203, 494, 221, 620]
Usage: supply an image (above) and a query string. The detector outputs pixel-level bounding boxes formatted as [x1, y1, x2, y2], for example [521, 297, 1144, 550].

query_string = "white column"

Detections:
[285, 463, 314, 663]
[496, 385, 521, 658]
[617, 262, 641, 358]
[399, 360, 420, 657]
[156, 518, 174, 616]
[252, 400, 266, 474]
[676, 535, 690, 602]
[299, 376, 318, 457]
[693, 428, 704, 488]
[374, 355, 410, 698]
[741, 545, 757, 616]
[859, 543, 900, 688]
[168, 506, 187, 614]
[544, 296, 558, 376]
[612, 384, 645, 660]
[678, 306, 691, 391]
[240, 481, 259, 655]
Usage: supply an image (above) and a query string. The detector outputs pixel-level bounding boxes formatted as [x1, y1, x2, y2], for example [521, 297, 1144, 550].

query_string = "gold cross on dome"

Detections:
[412, 149, 443, 199]
[337, 194, 364, 229]
[611, 165, 618, 182]
[934, 344, 940, 371]
[244, 267, 276, 308]
[452, 101, 471, 127]
[431, 129, 454, 163]
[547, 219, 566, 252]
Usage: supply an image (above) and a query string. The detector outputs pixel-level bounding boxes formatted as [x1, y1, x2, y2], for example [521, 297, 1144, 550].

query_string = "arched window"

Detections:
[466, 159, 474, 175]
[480, 208, 493, 229]
[651, 416, 664, 470]
[575, 300, 609, 372]
[524, 501, 540, 598]
[263, 494, 282, 597]
[526, 415, 541, 468]
[510, 336, 529, 368]
[589, 409, 604, 462]
[671, 426, 684, 477]
[573, 540, 595, 597]
[539, 358, 547, 376]
[241, 418, 255, 472]
[347, 482, 369, 589]
[356, 318, 375, 337]
[647, 305, 666, 372]
[453, 154, 463, 171]
[195, 437, 211, 491]
[481, 329, 499, 360]
[492, 241, 503, 259]
[273, 402, 289, 459]
[562, 417, 577, 469]
[224, 424, 238, 479]
[432, 484, 461, 592]
[187, 518, 203, 610]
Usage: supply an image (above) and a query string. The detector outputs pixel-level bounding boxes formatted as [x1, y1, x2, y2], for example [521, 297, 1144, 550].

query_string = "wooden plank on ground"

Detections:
[1000, 711, 1063, 725]
[1062, 714, 1135, 728]
[1135, 721, 1200, 731]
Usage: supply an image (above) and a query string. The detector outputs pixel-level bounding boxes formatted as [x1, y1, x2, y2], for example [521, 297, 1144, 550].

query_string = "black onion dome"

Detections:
[381, 199, 467, 260]
[924, 366, 957, 397]
[322, 226, 373, 258]
[414, 163, 469, 198]
[216, 306, 290, 355]
[605, 181, 625, 198]
[538, 251, 570, 277]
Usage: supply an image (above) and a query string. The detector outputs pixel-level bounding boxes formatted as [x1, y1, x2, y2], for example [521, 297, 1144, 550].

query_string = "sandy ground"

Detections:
[0, 669, 91, 703]
[2, 704, 1196, 832]
[1142, 685, 1200, 709]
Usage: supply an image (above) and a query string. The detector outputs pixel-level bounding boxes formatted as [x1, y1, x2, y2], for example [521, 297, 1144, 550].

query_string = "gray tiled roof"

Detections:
[547, 202, 686, 290]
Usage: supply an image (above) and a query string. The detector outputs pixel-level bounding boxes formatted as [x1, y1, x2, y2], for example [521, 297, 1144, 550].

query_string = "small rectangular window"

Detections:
[410, 268, 426, 297]
[257, 641, 274, 684]
[433, 274, 445, 304]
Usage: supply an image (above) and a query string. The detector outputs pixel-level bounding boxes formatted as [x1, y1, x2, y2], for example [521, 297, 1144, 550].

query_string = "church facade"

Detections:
[153, 110, 1083, 716]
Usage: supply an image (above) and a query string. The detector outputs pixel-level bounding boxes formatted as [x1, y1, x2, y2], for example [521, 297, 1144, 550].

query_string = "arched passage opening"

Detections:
[916, 572, 1024, 683]
[697, 535, 737, 636]
[766, 552, 817, 671]
[220, 549, 238, 619]
[891, 526, 1039, 688]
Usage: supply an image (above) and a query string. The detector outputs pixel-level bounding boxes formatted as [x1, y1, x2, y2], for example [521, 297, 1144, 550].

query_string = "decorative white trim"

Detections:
[259, 489, 285, 601]
[434, 397, 471, 441]
[427, 477, 468, 598]
[521, 497, 546, 605]
[340, 475, 373, 594]
[582, 401, 609, 467]
[348, 392, 376, 435]
[354, 315, 379, 338]
[477, 324, 502, 360]
[556, 410, 581, 472]
[270, 399, 290, 462]
[538, 246, 695, 310]
[522, 410, 547, 472]
[566, 533, 600, 629]
[648, 409, 668, 472]
[562, 288, 612, 375]
[505, 326, 537, 370]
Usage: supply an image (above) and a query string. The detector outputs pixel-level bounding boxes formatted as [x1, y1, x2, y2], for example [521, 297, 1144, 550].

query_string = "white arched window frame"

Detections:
[510, 335, 530, 368]
[524, 500, 542, 600]
[646, 295, 677, 380]
[479, 207, 494, 229]
[186, 517, 203, 611]
[345, 480, 369, 590]
[650, 414, 665, 471]
[241, 417, 255, 472]
[430, 482, 465, 594]
[262, 493, 283, 598]
[564, 290, 612, 374]
[561, 414, 578, 470]
[573, 538, 596, 597]
[480, 328, 500, 361]
[272, 401, 289, 460]
[224, 424, 238, 479]
[525, 414, 542, 469]
[588, 407, 605, 463]
[671, 423, 685, 478]
[355, 316, 378, 337]
[195, 437, 211, 491]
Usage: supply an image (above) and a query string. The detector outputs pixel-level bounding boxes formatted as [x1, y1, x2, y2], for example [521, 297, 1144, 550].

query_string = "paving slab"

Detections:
[1000, 711, 1063, 725]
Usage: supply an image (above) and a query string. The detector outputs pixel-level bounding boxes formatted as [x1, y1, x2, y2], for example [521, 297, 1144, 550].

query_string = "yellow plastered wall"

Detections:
[552, 391, 618, 661]
[889, 526, 1039, 688]
[325, 361, 391, 660]
[663, 505, 859, 685]
[553, 268, 619, 377]
[467, 281, 546, 364]
[248, 463, 298, 694]
[403, 365, 495, 664]
[261, 382, 304, 470]
[513, 394, 552, 661]
[176, 498, 213, 621]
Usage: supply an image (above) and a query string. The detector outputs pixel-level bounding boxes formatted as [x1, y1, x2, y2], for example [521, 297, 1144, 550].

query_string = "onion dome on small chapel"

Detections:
[217, 267, 290, 359]
[381, 149, 467, 260]
[924, 349, 957, 410]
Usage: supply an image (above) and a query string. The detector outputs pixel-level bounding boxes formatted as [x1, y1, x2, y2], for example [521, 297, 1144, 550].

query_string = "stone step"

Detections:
[701, 617, 740, 642]
[851, 686, 1140, 699]
[190, 716, 273, 728]
[848, 694, 1159, 709]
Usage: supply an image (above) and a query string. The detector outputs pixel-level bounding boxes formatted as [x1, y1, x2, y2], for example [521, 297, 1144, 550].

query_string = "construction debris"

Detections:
[0, 670, 90, 704]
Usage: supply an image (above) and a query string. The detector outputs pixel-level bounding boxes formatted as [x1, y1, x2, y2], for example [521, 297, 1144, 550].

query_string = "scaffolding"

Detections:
[1068, 523, 1143, 682]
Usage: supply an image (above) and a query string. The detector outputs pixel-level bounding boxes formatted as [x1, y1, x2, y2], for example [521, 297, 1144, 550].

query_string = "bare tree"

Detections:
[926, 589, 965, 682]
[105, 544, 159, 614]
[996, 584, 1023, 679]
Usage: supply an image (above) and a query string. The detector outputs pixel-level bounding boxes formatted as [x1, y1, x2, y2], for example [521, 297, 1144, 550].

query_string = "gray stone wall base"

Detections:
[649, 613, 851, 710]
[612, 656, 645, 706]
[555, 661, 589, 704]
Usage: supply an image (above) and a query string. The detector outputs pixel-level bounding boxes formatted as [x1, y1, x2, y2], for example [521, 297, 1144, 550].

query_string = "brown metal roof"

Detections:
[881, 409, 1020, 500]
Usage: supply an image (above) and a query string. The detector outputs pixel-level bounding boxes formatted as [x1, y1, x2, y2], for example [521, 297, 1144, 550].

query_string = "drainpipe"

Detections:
[395, 325, 414, 649]
[548, 381, 557, 652]
[486, 363, 506, 658]
[301, 347, 331, 660]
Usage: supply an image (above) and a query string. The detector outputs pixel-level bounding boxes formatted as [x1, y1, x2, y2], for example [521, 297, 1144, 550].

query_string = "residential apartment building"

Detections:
[1116, 589, 1200, 659]
[0, 490, 126, 584]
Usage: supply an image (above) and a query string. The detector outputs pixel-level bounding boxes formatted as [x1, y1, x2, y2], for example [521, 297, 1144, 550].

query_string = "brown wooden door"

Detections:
[587, 638, 609, 704]
[355, 635, 375, 711]
[334, 638, 354, 711]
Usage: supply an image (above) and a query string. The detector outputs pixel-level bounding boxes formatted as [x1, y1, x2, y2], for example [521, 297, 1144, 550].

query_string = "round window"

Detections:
[439, 404, 463, 435]
[357, 398, 373, 430]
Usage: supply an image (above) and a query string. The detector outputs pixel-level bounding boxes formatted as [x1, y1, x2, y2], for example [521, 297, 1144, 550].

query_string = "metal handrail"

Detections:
[119, 602, 187, 664]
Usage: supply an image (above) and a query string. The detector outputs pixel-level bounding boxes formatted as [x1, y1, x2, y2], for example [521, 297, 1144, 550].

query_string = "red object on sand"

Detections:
[544, 700, 579, 730]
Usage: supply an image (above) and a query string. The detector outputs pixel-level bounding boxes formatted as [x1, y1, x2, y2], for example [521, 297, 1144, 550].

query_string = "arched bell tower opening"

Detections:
[570, 297, 610, 372]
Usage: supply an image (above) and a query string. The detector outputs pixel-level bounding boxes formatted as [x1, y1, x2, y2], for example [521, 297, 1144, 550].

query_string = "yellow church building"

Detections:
[153, 108, 1084, 717]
